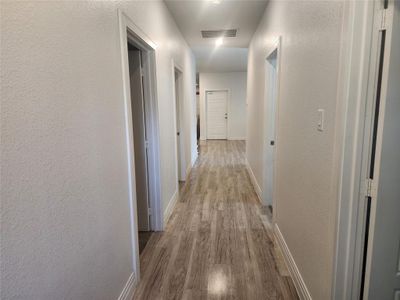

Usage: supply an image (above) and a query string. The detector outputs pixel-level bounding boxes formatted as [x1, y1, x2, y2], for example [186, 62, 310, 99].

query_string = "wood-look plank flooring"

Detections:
[133, 140, 298, 300]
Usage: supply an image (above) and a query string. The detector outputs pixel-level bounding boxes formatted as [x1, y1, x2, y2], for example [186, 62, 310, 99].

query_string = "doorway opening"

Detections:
[206, 90, 228, 140]
[263, 38, 281, 218]
[119, 10, 162, 282]
[127, 43, 152, 255]
[173, 66, 186, 184]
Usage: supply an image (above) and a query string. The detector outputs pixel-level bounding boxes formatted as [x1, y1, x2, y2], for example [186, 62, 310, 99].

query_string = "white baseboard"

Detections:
[118, 273, 137, 300]
[245, 158, 263, 204]
[191, 150, 198, 168]
[186, 164, 193, 179]
[163, 189, 178, 225]
[274, 224, 312, 300]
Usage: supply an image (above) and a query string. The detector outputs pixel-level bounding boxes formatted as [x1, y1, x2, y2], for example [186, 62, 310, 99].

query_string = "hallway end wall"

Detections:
[199, 72, 247, 140]
[246, 1, 344, 298]
[0, 1, 196, 299]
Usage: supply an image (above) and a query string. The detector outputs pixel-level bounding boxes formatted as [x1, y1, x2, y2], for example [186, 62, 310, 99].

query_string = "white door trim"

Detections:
[331, 1, 390, 298]
[205, 89, 230, 140]
[359, 1, 395, 297]
[118, 9, 163, 282]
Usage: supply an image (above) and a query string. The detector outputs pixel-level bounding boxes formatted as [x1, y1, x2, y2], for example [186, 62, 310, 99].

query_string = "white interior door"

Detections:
[128, 49, 150, 232]
[263, 50, 278, 208]
[206, 90, 228, 139]
[364, 2, 400, 298]
[174, 69, 186, 181]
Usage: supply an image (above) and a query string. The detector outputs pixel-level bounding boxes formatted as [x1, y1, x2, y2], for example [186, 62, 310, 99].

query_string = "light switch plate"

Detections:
[317, 109, 325, 131]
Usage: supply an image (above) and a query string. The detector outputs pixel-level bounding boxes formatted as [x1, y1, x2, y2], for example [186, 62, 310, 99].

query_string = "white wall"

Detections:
[0, 1, 196, 299]
[246, 1, 344, 299]
[199, 72, 247, 140]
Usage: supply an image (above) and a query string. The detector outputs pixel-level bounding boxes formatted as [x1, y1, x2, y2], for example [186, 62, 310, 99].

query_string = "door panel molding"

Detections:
[205, 89, 229, 140]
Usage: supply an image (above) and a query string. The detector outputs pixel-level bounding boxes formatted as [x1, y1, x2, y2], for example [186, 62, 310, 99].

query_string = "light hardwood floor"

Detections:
[133, 140, 298, 300]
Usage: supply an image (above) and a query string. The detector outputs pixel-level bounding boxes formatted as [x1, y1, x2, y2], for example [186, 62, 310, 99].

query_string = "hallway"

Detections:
[133, 141, 298, 300]
[2, 1, 399, 299]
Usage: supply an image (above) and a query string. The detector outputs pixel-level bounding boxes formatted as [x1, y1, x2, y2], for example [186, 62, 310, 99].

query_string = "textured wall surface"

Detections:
[0, 1, 196, 299]
[199, 72, 247, 140]
[118, 1, 198, 211]
[246, 1, 344, 298]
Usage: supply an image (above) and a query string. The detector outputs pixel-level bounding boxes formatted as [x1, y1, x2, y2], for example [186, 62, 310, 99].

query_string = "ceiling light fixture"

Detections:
[215, 37, 223, 46]
[211, 0, 221, 4]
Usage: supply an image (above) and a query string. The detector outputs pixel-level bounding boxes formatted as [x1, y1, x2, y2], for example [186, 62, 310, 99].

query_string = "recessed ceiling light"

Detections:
[216, 37, 223, 46]
[211, 0, 221, 4]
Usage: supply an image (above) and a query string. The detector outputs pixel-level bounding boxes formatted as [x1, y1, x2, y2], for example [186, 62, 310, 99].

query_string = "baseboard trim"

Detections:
[191, 150, 198, 169]
[186, 164, 193, 180]
[274, 224, 312, 300]
[245, 158, 263, 204]
[163, 189, 178, 225]
[118, 273, 137, 300]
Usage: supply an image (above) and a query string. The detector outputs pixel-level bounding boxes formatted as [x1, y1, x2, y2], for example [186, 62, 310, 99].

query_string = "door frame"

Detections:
[263, 37, 282, 223]
[205, 89, 230, 140]
[118, 10, 163, 281]
[331, 0, 393, 298]
[171, 60, 187, 182]
[361, 2, 395, 296]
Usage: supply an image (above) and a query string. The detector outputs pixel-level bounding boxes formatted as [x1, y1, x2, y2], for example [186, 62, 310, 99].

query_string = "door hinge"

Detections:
[140, 67, 144, 78]
[145, 140, 149, 149]
[148, 207, 152, 216]
[366, 178, 374, 198]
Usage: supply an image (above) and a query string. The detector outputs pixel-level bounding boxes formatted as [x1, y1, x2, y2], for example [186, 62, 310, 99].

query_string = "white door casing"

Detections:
[363, 1, 400, 298]
[118, 9, 163, 280]
[332, 1, 398, 298]
[206, 90, 228, 139]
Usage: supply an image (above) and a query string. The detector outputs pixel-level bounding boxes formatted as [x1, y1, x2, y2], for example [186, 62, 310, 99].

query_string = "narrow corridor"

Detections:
[133, 141, 298, 300]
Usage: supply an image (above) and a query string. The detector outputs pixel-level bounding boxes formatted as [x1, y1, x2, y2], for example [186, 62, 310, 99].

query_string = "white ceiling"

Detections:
[192, 47, 248, 72]
[165, 0, 268, 72]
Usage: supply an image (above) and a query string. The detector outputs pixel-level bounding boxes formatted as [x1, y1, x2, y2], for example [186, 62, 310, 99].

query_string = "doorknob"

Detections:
[270, 140, 275, 146]
[177, 132, 180, 136]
